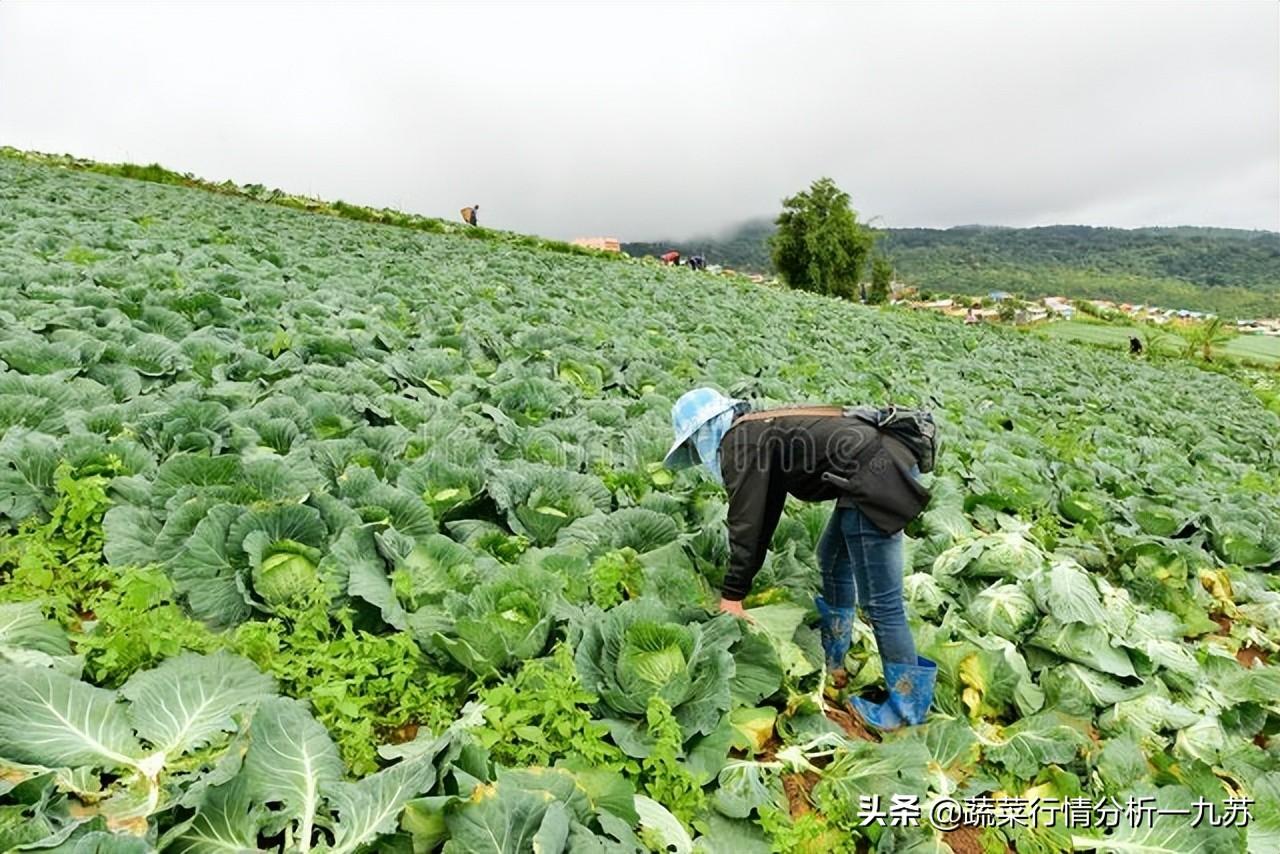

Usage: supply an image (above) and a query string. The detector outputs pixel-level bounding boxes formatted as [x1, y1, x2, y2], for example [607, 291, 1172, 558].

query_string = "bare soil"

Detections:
[1236, 646, 1270, 668]
[824, 702, 876, 742]
[756, 735, 783, 762]
[942, 826, 986, 854]
[782, 770, 820, 818]
[384, 722, 420, 744]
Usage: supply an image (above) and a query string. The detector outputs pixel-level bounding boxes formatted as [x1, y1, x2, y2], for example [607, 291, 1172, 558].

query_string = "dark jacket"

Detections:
[718, 411, 930, 600]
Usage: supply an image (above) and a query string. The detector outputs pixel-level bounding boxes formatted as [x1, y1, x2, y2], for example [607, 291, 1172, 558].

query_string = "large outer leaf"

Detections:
[439, 782, 551, 854]
[0, 665, 141, 770]
[0, 429, 59, 521]
[633, 796, 692, 854]
[166, 773, 262, 854]
[242, 697, 343, 853]
[169, 503, 252, 627]
[120, 651, 274, 759]
[322, 756, 438, 854]
[1028, 617, 1136, 678]
[1028, 558, 1106, 627]
[980, 713, 1090, 780]
[1070, 785, 1241, 852]
[37, 827, 154, 852]
[1247, 772, 1280, 854]
[692, 814, 771, 854]
[744, 604, 814, 680]
[558, 509, 680, 557]
[0, 602, 81, 676]
[227, 503, 328, 562]
[712, 760, 783, 818]
[812, 739, 931, 811]
[101, 504, 162, 567]
[1041, 663, 1136, 715]
[488, 464, 611, 547]
[727, 631, 782, 707]
[342, 528, 411, 631]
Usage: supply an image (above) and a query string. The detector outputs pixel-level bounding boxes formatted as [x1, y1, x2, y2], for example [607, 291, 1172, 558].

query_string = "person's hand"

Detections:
[719, 598, 754, 622]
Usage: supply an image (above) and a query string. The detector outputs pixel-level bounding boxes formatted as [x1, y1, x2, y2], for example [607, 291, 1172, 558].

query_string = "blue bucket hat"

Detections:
[662, 387, 747, 476]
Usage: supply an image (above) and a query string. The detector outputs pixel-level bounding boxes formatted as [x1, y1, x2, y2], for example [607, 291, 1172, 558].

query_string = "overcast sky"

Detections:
[2, 2, 1276, 239]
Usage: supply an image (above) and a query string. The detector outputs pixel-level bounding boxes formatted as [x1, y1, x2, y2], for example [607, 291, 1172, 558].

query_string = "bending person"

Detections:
[662, 387, 936, 730]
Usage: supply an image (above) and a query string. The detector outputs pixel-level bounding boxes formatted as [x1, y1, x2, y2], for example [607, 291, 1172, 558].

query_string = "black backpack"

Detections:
[843, 405, 939, 474]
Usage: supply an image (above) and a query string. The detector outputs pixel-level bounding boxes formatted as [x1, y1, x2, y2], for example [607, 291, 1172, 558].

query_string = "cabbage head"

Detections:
[966, 581, 1039, 640]
[969, 529, 1047, 579]
[166, 502, 330, 624]
[235, 505, 330, 611]
[934, 523, 1047, 584]
[574, 599, 738, 741]
[427, 567, 561, 677]
[250, 539, 323, 608]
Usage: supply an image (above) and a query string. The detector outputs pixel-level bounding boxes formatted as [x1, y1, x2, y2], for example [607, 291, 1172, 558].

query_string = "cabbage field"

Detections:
[1, 154, 1279, 853]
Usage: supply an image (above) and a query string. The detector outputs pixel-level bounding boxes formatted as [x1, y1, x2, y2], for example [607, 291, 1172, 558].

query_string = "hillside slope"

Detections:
[1, 156, 1279, 852]
[627, 221, 1280, 317]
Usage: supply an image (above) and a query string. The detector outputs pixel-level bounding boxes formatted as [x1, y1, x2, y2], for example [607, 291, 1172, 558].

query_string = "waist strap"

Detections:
[735, 405, 845, 423]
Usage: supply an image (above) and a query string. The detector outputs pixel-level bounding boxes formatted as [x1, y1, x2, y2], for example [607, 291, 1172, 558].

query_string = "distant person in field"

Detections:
[1130, 336, 1143, 355]
[663, 388, 937, 731]
[460, 205, 478, 226]
[965, 308, 980, 325]
[660, 250, 680, 266]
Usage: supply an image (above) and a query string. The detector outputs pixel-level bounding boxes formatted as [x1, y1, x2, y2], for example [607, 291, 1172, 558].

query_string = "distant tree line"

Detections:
[625, 220, 1280, 318]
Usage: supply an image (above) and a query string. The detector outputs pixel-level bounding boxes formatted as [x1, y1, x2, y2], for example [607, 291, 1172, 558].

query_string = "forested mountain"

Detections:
[626, 222, 1280, 317]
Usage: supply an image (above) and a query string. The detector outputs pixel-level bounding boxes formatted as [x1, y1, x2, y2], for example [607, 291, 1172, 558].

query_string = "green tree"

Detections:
[868, 254, 894, 304]
[769, 178, 875, 300]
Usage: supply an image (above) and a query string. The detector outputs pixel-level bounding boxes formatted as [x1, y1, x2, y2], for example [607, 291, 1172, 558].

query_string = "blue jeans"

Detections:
[816, 504, 917, 665]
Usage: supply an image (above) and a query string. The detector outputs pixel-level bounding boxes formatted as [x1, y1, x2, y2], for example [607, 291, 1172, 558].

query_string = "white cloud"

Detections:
[1, 1, 1275, 238]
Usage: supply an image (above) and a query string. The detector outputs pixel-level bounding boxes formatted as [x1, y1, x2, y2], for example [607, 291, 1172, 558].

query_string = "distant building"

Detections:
[1042, 296, 1075, 319]
[570, 237, 621, 253]
[1238, 318, 1280, 336]
[989, 291, 1012, 301]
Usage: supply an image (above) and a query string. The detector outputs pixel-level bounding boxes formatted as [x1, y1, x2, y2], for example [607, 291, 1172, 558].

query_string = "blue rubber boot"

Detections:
[850, 656, 937, 731]
[814, 596, 855, 674]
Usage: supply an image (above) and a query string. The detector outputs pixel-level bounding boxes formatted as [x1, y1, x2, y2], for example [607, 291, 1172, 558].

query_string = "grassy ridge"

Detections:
[0, 146, 626, 264]
[14, 144, 1277, 318]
